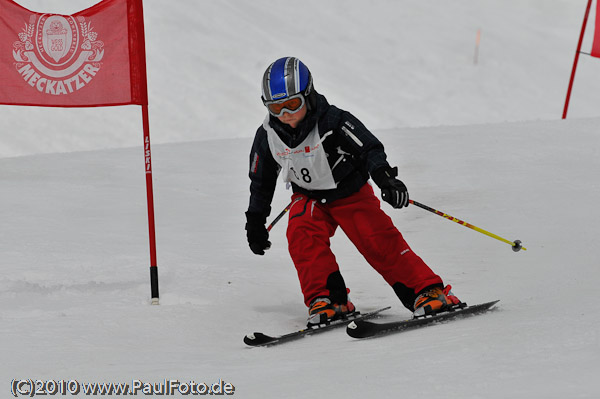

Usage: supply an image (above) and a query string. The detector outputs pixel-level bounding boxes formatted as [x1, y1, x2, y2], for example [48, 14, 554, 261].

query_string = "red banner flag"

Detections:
[0, 0, 148, 107]
[592, 0, 600, 57]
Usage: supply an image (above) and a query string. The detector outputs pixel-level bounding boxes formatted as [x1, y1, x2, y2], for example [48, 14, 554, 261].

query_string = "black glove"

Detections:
[371, 166, 409, 209]
[245, 212, 271, 255]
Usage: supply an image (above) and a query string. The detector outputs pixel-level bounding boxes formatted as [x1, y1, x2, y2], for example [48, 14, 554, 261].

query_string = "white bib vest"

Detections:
[263, 116, 336, 190]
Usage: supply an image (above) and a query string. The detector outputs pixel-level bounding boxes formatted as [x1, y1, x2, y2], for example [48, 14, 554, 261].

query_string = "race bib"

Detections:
[263, 116, 336, 190]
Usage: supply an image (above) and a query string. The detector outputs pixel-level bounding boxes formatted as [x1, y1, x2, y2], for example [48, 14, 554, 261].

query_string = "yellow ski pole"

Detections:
[267, 201, 293, 232]
[409, 200, 526, 252]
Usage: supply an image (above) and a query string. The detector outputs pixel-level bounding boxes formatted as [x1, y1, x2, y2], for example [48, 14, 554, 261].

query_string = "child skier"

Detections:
[245, 57, 460, 326]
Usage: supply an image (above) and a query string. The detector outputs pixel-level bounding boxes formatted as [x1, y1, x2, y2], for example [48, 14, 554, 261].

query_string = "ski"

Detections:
[244, 306, 391, 347]
[346, 300, 499, 339]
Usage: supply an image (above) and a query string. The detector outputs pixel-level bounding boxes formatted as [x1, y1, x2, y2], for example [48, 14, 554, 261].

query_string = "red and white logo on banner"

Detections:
[13, 14, 105, 96]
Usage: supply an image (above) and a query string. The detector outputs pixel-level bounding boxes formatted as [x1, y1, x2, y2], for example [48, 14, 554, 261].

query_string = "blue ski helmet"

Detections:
[261, 57, 313, 104]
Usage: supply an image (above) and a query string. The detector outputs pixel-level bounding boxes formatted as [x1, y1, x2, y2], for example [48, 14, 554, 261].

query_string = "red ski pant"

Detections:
[286, 183, 443, 308]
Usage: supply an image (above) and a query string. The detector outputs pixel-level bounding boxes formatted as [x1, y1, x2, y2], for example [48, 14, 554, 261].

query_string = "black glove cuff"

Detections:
[371, 166, 398, 188]
[245, 211, 267, 229]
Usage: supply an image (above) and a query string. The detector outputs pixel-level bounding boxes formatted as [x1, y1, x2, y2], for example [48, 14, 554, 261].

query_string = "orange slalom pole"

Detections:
[409, 200, 526, 252]
[474, 28, 481, 65]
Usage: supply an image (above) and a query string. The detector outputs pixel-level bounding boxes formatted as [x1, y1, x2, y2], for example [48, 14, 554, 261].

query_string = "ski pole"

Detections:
[409, 200, 526, 252]
[267, 201, 293, 232]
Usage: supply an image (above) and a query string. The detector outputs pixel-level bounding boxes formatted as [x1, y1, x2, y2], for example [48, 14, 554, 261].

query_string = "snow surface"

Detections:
[2, 0, 600, 398]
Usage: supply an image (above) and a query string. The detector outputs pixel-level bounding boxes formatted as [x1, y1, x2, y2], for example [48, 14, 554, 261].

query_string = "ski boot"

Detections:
[307, 297, 356, 326]
[413, 285, 462, 317]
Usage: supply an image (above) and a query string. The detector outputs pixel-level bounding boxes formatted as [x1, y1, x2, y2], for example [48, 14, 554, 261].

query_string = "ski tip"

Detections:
[244, 332, 276, 347]
[346, 319, 376, 339]
[485, 299, 500, 308]
[243, 332, 258, 346]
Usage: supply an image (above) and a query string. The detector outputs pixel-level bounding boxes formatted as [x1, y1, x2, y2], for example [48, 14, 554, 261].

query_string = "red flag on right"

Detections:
[591, 1, 600, 57]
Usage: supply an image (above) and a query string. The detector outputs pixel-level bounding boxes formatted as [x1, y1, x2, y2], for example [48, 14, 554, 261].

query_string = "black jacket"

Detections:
[247, 93, 391, 217]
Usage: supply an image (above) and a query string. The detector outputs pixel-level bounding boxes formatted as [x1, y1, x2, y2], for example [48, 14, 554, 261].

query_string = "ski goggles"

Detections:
[263, 93, 305, 117]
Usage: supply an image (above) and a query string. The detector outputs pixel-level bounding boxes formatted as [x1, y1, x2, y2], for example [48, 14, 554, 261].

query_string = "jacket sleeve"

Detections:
[338, 111, 391, 175]
[247, 126, 280, 217]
